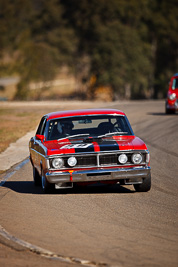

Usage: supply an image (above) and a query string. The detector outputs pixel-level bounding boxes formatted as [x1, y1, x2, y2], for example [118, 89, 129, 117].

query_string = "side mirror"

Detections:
[36, 134, 45, 142]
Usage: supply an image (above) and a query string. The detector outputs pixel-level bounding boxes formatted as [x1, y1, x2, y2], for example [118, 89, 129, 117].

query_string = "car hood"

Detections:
[45, 136, 147, 156]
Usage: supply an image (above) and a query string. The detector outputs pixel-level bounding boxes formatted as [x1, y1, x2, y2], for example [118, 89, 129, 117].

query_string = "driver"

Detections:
[58, 121, 74, 137]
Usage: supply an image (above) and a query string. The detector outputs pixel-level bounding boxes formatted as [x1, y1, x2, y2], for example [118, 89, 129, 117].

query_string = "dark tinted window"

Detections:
[36, 117, 46, 135]
[47, 115, 133, 140]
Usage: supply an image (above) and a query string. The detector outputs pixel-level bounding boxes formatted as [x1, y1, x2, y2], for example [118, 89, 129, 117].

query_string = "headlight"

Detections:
[131, 153, 143, 164]
[168, 93, 176, 100]
[118, 154, 128, 164]
[67, 156, 77, 167]
[52, 158, 64, 168]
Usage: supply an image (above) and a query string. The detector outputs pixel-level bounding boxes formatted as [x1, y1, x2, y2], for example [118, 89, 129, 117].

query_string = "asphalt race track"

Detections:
[0, 100, 178, 267]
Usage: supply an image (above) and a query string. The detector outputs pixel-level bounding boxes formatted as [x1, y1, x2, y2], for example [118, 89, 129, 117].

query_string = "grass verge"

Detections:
[0, 101, 104, 153]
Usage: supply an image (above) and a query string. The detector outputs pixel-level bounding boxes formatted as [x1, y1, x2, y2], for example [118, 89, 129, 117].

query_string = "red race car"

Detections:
[29, 109, 151, 193]
[165, 73, 178, 114]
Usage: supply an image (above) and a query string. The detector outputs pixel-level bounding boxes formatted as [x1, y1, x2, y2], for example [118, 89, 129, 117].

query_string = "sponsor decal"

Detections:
[60, 144, 93, 149]
[60, 138, 119, 153]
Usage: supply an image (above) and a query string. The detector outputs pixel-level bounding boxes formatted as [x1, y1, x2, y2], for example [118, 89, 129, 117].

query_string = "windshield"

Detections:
[47, 115, 133, 141]
[172, 78, 178, 89]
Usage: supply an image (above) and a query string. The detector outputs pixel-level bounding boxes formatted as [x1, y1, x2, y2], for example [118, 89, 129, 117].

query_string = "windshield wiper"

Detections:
[57, 133, 89, 141]
[98, 132, 128, 138]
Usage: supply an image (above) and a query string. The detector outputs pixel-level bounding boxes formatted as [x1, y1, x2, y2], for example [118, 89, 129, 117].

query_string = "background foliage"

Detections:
[0, 0, 177, 100]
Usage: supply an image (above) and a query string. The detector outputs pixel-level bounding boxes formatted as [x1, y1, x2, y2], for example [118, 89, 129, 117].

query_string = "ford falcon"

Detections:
[29, 109, 151, 193]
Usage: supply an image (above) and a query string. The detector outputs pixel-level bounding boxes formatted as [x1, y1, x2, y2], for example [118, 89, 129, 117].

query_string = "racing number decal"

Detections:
[60, 144, 93, 149]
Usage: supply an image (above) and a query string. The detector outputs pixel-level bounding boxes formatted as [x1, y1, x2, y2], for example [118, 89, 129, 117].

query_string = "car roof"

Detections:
[46, 109, 126, 120]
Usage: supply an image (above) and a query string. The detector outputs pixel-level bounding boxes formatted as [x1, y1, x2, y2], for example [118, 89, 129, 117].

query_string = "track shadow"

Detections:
[2, 181, 41, 194]
[65, 183, 134, 195]
[2, 181, 134, 194]
[147, 112, 178, 116]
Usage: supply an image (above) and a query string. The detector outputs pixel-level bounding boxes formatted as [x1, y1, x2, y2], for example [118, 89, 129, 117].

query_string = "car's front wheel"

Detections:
[165, 102, 175, 114]
[166, 108, 175, 114]
[33, 167, 41, 186]
[41, 171, 55, 193]
[134, 174, 151, 192]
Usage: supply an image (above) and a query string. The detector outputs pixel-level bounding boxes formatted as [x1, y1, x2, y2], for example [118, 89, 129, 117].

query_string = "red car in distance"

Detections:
[29, 109, 151, 193]
[165, 73, 178, 114]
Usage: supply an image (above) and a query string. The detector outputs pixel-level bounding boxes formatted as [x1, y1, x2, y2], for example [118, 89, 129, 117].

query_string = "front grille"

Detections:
[99, 154, 118, 165]
[76, 155, 97, 166]
[49, 152, 147, 169]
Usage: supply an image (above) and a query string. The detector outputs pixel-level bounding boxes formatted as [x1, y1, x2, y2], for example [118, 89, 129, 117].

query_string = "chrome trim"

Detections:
[45, 166, 151, 184]
[97, 154, 100, 167]
[47, 150, 149, 158]
[48, 163, 147, 170]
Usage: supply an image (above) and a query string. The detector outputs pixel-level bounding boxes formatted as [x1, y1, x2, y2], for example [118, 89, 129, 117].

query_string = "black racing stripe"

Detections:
[99, 139, 119, 151]
[75, 144, 95, 153]
[70, 140, 95, 153]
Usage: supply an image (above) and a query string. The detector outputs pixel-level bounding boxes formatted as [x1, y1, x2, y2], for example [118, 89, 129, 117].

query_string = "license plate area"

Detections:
[87, 172, 111, 179]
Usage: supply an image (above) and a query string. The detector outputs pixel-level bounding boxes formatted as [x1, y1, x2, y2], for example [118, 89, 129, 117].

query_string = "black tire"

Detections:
[166, 109, 175, 114]
[165, 103, 175, 114]
[41, 171, 55, 193]
[33, 167, 41, 186]
[166, 107, 170, 114]
[134, 174, 151, 192]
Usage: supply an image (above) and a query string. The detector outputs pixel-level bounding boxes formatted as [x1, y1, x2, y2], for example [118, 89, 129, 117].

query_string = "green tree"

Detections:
[62, 0, 153, 99]
[0, 0, 78, 99]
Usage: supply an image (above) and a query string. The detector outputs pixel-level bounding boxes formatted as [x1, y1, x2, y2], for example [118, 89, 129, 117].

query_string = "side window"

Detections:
[36, 117, 46, 135]
[41, 119, 47, 135]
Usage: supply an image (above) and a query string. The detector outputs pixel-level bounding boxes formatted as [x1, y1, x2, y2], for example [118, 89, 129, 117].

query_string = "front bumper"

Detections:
[166, 99, 178, 110]
[46, 166, 151, 185]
